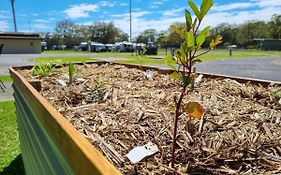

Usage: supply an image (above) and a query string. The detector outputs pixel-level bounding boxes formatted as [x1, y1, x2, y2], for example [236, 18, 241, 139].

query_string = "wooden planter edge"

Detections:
[9, 66, 122, 175]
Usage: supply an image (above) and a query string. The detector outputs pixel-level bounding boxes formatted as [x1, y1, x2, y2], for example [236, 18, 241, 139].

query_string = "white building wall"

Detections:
[0, 39, 41, 54]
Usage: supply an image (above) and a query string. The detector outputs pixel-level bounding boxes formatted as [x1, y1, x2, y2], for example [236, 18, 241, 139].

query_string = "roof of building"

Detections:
[0, 32, 41, 40]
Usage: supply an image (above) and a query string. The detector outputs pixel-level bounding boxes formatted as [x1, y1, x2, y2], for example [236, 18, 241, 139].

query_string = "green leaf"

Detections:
[185, 9, 192, 30]
[69, 62, 75, 84]
[188, 0, 201, 20]
[200, 0, 213, 19]
[182, 74, 193, 86]
[163, 55, 177, 70]
[192, 59, 202, 64]
[187, 32, 195, 48]
[210, 35, 223, 48]
[192, 18, 198, 29]
[196, 26, 210, 48]
[169, 71, 180, 79]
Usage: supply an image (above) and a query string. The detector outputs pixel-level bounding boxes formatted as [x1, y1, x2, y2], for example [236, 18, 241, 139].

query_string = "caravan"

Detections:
[113, 41, 133, 52]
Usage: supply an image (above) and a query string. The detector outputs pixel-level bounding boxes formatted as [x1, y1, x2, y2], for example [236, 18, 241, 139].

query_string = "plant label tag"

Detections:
[278, 98, 281, 105]
[194, 74, 203, 84]
[144, 70, 153, 80]
[57, 79, 67, 87]
[126, 142, 158, 163]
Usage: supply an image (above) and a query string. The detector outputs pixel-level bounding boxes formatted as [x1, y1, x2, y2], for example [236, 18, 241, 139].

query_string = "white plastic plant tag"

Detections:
[144, 70, 153, 80]
[126, 142, 158, 164]
[194, 74, 203, 84]
[57, 79, 67, 87]
[279, 98, 281, 105]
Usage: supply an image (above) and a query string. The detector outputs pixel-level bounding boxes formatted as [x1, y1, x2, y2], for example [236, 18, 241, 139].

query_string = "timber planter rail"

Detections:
[10, 64, 122, 175]
[10, 62, 281, 174]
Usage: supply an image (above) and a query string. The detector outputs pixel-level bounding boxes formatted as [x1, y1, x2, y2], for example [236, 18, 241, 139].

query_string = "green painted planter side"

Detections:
[13, 85, 76, 175]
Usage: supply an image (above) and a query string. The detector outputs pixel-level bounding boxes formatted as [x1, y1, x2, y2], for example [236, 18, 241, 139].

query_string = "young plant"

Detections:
[69, 62, 75, 84]
[163, 0, 222, 168]
[137, 44, 147, 66]
[30, 62, 56, 77]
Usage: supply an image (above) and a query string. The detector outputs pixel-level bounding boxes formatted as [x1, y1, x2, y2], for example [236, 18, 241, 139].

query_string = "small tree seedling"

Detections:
[163, 0, 222, 169]
[69, 62, 75, 84]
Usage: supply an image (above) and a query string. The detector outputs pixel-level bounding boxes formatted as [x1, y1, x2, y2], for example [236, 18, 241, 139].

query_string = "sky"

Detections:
[0, 0, 281, 37]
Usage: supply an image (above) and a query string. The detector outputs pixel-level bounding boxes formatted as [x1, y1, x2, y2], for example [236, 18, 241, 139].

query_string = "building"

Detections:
[254, 38, 281, 51]
[0, 32, 42, 54]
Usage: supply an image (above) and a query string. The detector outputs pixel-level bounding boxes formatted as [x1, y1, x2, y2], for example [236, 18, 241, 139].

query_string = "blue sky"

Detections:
[0, 0, 281, 37]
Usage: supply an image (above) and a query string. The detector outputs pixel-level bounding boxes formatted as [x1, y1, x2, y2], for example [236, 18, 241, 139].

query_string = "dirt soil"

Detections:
[19, 63, 281, 175]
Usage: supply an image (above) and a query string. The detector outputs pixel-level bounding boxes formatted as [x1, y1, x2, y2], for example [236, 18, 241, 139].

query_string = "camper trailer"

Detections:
[114, 41, 133, 52]
[80, 42, 105, 52]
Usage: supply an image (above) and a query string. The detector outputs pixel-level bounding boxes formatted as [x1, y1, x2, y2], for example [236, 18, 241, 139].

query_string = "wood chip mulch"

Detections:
[19, 63, 281, 175]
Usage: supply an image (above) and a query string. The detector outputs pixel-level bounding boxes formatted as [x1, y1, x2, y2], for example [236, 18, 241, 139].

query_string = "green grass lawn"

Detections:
[0, 75, 12, 83]
[42, 50, 89, 54]
[34, 49, 281, 65]
[0, 100, 25, 175]
[33, 56, 90, 64]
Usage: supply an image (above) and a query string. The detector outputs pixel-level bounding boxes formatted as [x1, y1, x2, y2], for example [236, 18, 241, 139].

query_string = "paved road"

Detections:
[100, 57, 281, 82]
[195, 57, 281, 82]
[0, 54, 39, 75]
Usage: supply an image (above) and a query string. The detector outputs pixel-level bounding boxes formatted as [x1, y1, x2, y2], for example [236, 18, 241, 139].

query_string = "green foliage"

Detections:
[163, 0, 221, 169]
[268, 14, 281, 39]
[137, 45, 147, 66]
[94, 80, 107, 89]
[0, 75, 12, 83]
[0, 101, 24, 174]
[30, 62, 57, 77]
[68, 63, 75, 84]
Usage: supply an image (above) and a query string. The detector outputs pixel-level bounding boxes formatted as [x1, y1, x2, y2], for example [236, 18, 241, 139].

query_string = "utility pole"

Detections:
[11, 0, 17, 32]
[129, 0, 133, 55]
[129, 0, 132, 43]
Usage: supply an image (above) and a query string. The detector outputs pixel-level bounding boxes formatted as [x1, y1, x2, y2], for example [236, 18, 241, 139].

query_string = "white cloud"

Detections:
[162, 8, 184, 16]
[34, 19, 51, 23]
[120, 3, 128, 6]
[0, 21, 9, 31]
[213, 2, 255, 12]
[63, 0, 281, 38]
[63, 2, 115, 19]
[33, 23, 50, 30]
[63, 4, 99, 19]
[251, 0, 281, 8]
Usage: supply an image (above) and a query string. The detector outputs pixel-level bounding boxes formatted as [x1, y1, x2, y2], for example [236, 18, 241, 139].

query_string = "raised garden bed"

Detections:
[11, 62, 281, 174]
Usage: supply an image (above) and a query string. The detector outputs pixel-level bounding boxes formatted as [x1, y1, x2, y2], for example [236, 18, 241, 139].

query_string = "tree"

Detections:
[89, 22, 120, 44]
[268, 14, 281, 39]
[54, 20, 77, 48]
[236, 21, 269, 48]
[211, 23, 237, 47]
[115, 29, 129, 42]
[135, 29, 157, 43]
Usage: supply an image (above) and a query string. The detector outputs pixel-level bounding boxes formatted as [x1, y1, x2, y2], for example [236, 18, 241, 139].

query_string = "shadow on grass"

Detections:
[0, 154, 25, 175]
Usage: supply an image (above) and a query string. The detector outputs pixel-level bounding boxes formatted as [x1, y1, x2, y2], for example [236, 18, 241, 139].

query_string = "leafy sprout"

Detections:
[69, 63, 75, 84]
[163, 0, 222, 169]
[30, 61, 57, 77]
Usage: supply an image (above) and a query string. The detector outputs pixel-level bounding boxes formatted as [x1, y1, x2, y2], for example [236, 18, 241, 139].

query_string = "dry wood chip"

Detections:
[18, 63, 281, 175]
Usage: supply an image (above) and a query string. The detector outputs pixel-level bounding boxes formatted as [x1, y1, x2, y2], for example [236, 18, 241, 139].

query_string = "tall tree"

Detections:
[89, 22, 120, 44]
[236, 21, 269, 47]
[211, 23, 237, 47]
[268, 14, 281, 39]
[135, 29, 157, 43]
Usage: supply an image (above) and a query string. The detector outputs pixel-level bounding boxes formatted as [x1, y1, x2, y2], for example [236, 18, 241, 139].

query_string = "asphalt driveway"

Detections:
[195, 57, 281, 82]
[0, 54, 280, 81]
